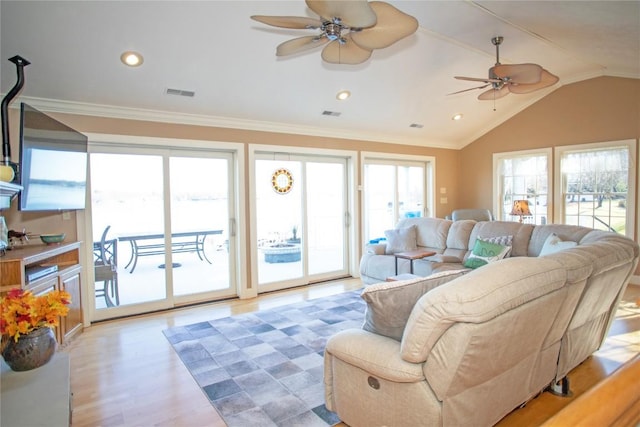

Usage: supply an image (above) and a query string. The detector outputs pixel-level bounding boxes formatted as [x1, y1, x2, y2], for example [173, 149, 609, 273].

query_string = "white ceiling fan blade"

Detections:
[350, 2, 418, 50]
[447, 84, 491, 96]
[322, 34, 372, 64]
[478, 85, 510, 101]
[276, 35, 328, 56]
[250, 15, 322, 29]
[455, 76, 502, 84]
[306, 0, 376, 28]
[508, 69, 560, 94]
[493, 63, 543, 85]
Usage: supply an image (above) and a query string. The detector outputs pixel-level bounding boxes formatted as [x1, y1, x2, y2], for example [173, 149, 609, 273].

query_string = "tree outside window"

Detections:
[560, 146, 630, 235]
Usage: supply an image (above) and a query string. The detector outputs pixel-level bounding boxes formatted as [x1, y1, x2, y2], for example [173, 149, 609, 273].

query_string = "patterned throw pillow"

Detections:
[384, 225, 417, 254]
[479, 234, 513, 246]
[479, 235, 513, 257]
[464, 238, 511, 269]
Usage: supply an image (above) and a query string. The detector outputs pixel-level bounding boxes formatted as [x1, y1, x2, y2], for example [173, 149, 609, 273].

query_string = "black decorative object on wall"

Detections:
[1, 55, 30, 183]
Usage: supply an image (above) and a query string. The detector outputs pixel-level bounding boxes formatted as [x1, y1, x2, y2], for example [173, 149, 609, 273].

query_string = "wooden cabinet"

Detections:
[0, 242, 83, 345]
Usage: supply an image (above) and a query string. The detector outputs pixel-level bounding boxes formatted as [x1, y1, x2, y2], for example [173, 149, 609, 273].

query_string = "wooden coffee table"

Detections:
[394, 250, 436, 275]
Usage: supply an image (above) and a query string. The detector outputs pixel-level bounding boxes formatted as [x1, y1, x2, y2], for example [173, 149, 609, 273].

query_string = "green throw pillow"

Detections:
[463, 238, 510, 269]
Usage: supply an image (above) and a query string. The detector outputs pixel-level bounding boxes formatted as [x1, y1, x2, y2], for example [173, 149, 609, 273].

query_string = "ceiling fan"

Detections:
[251, 0, 418, 65]
[452, 36, 559, 100]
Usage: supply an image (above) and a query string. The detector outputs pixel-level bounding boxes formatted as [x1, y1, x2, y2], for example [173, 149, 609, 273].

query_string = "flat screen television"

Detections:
[18, 103, 88, 211]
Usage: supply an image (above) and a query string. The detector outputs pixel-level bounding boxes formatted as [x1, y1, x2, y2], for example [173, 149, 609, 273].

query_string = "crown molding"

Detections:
[6, 96, 460, 151]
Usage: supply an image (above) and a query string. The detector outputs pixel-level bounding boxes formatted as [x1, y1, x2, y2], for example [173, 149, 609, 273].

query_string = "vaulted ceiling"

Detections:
[1, 1, 639, 150]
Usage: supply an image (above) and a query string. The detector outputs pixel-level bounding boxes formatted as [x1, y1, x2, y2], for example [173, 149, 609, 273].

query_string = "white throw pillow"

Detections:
[384, 225, 417, 254]
[539, 233, 577, 256]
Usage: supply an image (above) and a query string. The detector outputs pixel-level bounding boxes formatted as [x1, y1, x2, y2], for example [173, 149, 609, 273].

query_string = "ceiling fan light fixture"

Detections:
[251, 0, 418, 64]
[453, 36, 559, 101]
[336, 90, 351, 100]
[120, 51, 144, 67]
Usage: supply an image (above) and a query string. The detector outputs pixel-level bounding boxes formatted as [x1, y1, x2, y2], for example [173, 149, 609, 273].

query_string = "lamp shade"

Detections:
[509, 200, 531, 216]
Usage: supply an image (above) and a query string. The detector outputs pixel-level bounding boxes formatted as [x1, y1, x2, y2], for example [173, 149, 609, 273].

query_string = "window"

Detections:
[555, 140, 636, 237]
[493, 149, 551, 224]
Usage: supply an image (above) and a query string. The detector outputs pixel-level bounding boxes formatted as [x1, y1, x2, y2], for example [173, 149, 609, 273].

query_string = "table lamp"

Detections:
[510, 200, 531, 223]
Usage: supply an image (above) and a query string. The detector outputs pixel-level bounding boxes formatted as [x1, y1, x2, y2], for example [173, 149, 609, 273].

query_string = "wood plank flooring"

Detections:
[63, 280, 640, 427]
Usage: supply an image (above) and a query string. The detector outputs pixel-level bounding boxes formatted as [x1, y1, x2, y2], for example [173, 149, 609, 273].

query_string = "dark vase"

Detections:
[2, 327, 57, 371]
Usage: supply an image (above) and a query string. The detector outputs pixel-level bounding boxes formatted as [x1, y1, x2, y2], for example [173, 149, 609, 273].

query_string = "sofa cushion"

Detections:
[445, 220, 476, 250]
[539, 233, 577, 256]
[397, 217, 451, 251]
[384, 226, 417, 254]
[361, 270, 466, 341]
[463, 238, 510, 269]
[400, 257, 568, 364]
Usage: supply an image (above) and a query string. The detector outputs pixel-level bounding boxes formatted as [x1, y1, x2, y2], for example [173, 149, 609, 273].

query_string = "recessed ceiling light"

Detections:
[452, 113, 463, 121]
[336, 90, 351, 101]
[120, 51, 144, 67]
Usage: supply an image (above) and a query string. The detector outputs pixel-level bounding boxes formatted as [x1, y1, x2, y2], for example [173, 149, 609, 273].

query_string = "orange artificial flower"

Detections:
[1, 288, 71, 342]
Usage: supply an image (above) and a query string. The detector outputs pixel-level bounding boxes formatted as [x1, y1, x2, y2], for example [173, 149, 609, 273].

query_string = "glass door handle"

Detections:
[229, 218, 236, 237]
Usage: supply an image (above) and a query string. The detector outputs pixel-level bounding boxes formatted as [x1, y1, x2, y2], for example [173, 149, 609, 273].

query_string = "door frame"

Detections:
[360, 152, 436, 244]
[247, 145, 359, 296]
[80, 133, 246, 323]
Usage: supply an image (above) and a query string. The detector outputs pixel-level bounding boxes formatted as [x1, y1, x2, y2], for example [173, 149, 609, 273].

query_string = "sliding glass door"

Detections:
[91, 152, 167, 309]
[255, 154, 349, 292]
[169, 156, 232, 300]
[89, 145, 237, 320]
[363, 160, 429, 243]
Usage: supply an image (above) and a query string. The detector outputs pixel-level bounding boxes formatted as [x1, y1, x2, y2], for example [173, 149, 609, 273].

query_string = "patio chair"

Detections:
[93, 226, 119, 307]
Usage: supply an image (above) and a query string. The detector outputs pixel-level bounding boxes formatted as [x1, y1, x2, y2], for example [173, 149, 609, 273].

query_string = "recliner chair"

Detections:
[446, 208, 493, 221]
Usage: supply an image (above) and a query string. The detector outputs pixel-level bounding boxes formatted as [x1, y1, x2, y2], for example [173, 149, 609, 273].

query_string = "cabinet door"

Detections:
[59, 267, 83, 344]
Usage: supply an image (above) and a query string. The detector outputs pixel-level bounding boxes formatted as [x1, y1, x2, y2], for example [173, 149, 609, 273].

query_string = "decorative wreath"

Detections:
[271, 168, 293, 194]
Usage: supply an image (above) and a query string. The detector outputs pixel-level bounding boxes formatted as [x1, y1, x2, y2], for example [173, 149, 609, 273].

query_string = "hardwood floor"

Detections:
[63, 280, 640, 427]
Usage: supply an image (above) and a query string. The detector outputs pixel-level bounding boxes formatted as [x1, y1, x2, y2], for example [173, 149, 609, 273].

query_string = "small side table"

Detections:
[394, 250, 436, 275]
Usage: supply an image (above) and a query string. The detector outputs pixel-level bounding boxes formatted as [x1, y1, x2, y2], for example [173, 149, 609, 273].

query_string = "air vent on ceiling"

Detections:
[165, 88, 195, 97]
[409, 123, 424, 128]
[322, 110, 341, 117]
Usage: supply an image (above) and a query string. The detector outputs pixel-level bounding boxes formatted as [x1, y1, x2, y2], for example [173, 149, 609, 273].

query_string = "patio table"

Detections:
[119, 230, 223, 273]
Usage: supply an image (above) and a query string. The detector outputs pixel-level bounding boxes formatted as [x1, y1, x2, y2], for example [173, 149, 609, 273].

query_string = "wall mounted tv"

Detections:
[18, 103, 88, 211]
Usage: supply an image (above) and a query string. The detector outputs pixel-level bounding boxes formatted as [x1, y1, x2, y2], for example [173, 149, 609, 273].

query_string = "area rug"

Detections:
[163, 290, 365, 427]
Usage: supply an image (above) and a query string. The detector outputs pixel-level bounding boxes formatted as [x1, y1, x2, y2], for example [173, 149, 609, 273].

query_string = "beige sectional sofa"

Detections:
[325, 217, 639, 427]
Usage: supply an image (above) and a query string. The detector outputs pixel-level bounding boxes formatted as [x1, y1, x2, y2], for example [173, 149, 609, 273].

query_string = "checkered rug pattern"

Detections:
[163, 290, 365, 427]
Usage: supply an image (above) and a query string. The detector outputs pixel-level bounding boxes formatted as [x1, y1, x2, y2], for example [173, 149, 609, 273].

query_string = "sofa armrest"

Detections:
[325, 329, 424, 383]
[426, 254, 462, 263]
[365, 243, 387, 255]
